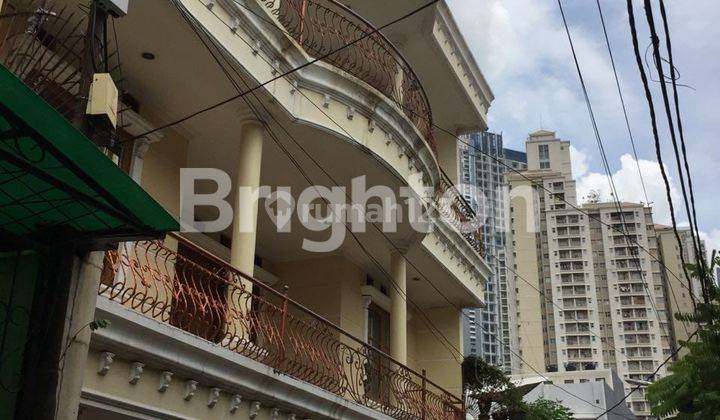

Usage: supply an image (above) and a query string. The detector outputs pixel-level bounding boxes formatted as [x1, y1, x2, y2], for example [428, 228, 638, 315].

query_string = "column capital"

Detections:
[237, 107, 267, 128]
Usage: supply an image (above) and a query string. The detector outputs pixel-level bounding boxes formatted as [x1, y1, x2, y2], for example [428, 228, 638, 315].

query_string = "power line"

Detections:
[558, 0, 672, 343]
[655, 0, 709, 286]
[625, 0, 698, 309]
[129, 0, 439, 142]
[219, 0, 695, 305]
[177, 7, 637, 413]
[595, 0, 650, 206]
[171, 0, 466, 364]
[220, 0, 694, 358]
[158, 3, 687, 414]
[643, 0, 706, 293]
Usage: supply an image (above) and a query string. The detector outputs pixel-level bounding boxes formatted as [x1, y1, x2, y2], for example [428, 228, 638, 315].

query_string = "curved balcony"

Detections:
[267, 0, 436, 154]
[100, 234, 464, 419]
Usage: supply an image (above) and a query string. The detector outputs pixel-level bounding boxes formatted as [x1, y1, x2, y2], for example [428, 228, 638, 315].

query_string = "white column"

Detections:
[390, 249, 407, 364]
[230, 119, 264, 276]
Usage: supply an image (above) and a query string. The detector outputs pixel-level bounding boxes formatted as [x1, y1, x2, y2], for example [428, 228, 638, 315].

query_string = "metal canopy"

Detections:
[0, 64, 178, 249]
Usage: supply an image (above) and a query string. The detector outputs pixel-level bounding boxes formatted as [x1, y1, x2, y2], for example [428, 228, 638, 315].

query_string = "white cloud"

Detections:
[699, 230, 720, 261]
[447, 0, 720, 239]
[569, 146, 589, 178]
[575, 153, 682, 226]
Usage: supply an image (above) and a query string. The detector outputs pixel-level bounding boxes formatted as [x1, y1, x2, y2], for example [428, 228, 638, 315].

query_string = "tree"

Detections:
[646, 252, 720, 418]
[523, 398, 573, 420]
[463, 355, 522, 419]
[462, 356, 573, 419]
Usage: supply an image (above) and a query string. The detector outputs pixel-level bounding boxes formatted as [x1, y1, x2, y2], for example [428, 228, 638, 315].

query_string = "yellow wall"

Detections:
[140, 128, 188, 218]
[656, 229, 697, 356]
[409, 306, 463, 397]
[509, 179, 546, 374]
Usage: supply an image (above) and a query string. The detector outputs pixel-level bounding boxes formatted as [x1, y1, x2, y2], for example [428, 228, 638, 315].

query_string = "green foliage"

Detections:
[646, 253, 720, 419]
[523, 398, 573, 420]
[463, 357, 574, 419]
[463, 355, 522, 418]
[89, 318, 110, 331]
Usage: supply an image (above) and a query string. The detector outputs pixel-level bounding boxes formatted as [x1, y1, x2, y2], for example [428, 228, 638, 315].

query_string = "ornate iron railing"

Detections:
[99, 233, 463, 419]
[259, 0, 436, 154]
[0, 0, 123, 149]
[436, 176, 485, 257]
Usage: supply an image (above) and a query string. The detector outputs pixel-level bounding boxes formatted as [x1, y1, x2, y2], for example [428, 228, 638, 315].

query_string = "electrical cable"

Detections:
[171, 1, 465, 364]
[643, 0, 706, 301]
[625, 0, 697, 310]
[656, 0, 708, 285]
[128, 0, 439, 142]
[160, 3, 693, 415]
[595, 0, 650, 206]
[185, 17, 637, 417]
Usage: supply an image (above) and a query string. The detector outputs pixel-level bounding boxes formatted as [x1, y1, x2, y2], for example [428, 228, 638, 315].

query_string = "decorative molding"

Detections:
[229, 394, 242, 413]
[346, 106, 355, 120]
[128, 362, 144, 385]
[249, 401, 262, 418]
[230, 17, 241, 33]
[322, 94, 331, 108]
[121, 110, 164, 144]
[158, 371, 173, 393]
[184, 380, 198, 401]
[360, 285, 391, 313]
[208, 388, 221, 408]
[270, 407, 281, 419]
[97, 352, 114, 376]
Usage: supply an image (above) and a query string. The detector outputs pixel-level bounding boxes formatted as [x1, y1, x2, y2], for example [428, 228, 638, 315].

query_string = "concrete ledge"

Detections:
[90, 297, 391, 420]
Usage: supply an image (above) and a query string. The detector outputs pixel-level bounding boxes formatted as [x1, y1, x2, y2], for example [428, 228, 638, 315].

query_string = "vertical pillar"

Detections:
[390, 249, 407, 364]
[230, 119, 264, 276]
[224, 119, 264, 346]
[55, 251, 104, 420]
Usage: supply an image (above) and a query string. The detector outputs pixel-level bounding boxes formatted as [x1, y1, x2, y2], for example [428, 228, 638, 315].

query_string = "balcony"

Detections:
[99, 234, 463, 419]
[271, 0, 435, 154]
[0, 1, 121, 150]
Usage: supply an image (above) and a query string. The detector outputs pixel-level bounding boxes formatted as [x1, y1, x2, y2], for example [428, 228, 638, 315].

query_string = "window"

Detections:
[539, 144, 549, 159]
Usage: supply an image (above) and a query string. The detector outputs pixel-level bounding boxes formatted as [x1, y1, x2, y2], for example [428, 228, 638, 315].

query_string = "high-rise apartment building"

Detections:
[508, 130, 696, 418]
[458, 132, 526, 374]
[655, 225, 705, 355]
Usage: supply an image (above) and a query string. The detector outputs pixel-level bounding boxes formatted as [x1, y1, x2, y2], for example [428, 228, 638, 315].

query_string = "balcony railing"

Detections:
[0, 0, 121, 149]
[436, 176, 485, 257]
[99, 233, 463, 419]
[266, 0, 436, 154]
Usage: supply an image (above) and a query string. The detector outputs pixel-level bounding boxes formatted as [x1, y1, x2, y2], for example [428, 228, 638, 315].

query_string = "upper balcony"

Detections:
[340, 0, 493, 133]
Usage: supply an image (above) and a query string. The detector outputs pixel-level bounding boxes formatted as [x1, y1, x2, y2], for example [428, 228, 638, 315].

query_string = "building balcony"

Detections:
[98, 234, 464, 419]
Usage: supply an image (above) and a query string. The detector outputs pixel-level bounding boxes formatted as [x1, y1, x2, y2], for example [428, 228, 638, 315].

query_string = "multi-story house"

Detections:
[458, 131, 526, 374]
[0, 0, 495, 418]
[508, 130, 689, 418]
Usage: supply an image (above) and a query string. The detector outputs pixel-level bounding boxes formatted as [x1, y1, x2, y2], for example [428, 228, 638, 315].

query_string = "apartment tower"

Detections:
[508, 130, 689, 418]
[458, 131, 526, 374]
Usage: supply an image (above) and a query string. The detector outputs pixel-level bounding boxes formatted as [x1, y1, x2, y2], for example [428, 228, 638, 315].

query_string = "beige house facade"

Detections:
[0, 0, 497, 418]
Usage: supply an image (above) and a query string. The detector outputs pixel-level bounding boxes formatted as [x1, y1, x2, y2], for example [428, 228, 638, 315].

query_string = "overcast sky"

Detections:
[447, 0, 720, 258]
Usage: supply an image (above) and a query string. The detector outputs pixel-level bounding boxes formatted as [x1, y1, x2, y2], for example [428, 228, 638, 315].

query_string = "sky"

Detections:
[447, 0, 720, 259]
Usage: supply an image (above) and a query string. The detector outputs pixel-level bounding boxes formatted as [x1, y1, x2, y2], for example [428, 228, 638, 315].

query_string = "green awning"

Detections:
[0, 64, 178, 249]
